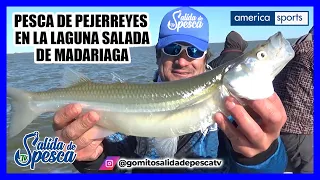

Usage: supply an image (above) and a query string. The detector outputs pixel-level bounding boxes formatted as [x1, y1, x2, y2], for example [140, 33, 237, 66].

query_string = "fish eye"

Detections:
[257, 51, 267, 60]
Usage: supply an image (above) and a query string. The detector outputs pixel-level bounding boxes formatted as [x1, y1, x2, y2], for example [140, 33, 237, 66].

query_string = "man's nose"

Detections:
[174, 50, 190, 67]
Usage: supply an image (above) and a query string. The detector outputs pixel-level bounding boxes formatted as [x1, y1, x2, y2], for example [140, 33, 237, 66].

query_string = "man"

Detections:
[52, 7, 288, 173]
[273, 26, 314, 173]
[208, 31, 248, 69]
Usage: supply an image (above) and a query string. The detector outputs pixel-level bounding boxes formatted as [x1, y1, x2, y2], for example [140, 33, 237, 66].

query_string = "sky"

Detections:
[6, 6, 313, 54]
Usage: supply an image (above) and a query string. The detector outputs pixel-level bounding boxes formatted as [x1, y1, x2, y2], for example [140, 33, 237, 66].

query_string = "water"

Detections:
[6, 39, 297, 173]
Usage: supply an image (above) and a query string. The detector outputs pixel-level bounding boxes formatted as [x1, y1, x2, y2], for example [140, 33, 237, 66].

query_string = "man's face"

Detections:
[157, 42, 207, 82]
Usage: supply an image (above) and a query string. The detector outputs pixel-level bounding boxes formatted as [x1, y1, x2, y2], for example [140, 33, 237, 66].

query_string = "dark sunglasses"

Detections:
[162, 43, 207, 59]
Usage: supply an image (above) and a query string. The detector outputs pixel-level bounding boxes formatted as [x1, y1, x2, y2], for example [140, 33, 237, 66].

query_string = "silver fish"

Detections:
[6, 31, 295, 139]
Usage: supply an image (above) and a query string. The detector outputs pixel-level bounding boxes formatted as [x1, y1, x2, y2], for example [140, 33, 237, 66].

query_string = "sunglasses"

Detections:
[162, 43, 207, 59]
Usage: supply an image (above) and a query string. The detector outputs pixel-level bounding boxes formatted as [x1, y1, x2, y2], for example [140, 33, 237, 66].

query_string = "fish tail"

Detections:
[7, 87, 40, 138]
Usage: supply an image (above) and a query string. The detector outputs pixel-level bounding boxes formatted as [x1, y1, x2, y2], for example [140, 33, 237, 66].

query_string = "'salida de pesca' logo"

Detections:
[13, 131, 77, 170]
[167, 10, 204, 32]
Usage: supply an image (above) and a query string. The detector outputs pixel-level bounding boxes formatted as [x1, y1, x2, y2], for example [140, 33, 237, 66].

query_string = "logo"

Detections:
[230, 11, 309, 26]
[167, 10, 204, 32]
[13, 131, 77, 170]
[99, 156, 121, 171]
[274, 11, 309, 25]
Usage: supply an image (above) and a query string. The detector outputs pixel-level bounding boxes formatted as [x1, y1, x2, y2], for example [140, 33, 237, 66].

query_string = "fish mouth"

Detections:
[269, 31, 283, 49]
[268, 32, 295, 78]
[270, 31, 294, 56]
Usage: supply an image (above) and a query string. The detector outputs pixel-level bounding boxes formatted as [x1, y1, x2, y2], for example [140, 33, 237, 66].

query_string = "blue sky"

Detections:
[7, 6, 313, 54]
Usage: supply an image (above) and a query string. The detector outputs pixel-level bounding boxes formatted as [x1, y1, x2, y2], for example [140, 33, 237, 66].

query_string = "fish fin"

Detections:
[110, 72, 125, 83]
[7, 87, 41, 138]
[61, 67, 91, 88]
[85, 125, 116, 140]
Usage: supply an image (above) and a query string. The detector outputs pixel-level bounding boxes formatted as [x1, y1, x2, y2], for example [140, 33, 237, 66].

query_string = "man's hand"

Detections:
[214, 92, 287, 158]
[52, 104, 104, 161]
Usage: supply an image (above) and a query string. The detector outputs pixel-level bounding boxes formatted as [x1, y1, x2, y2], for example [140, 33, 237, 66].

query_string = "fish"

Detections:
[6, 31, 295, 139]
